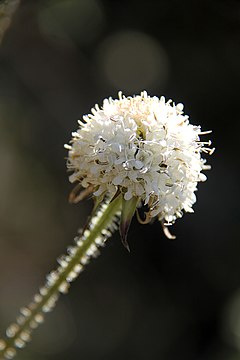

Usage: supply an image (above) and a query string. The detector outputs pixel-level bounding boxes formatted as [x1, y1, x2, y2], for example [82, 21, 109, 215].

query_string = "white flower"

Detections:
[66, 91, 213, 244]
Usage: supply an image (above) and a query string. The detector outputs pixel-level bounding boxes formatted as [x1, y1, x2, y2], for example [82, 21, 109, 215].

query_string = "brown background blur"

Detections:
[0, 0, 239, 359]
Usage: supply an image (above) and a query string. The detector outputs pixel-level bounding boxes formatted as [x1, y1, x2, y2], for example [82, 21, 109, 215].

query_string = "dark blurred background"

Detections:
[0, 0, 239, 359]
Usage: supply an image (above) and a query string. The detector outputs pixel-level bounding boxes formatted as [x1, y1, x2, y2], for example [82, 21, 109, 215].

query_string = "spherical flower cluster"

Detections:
[66, 91, 213, 232]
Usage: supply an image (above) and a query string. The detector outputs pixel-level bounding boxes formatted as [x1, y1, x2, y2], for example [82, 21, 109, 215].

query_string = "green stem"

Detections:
[0, 196, 122, 360]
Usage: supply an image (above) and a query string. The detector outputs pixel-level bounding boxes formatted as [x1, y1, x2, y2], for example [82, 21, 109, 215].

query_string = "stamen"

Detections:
[136, 209, 152, 224]
[161, 223, 176, 240]
[198, 130, 212, 135]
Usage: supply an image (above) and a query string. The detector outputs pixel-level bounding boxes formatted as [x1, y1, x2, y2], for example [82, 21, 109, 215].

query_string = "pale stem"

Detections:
[0, 196, 122, 360]
[0, 0, 21, 44]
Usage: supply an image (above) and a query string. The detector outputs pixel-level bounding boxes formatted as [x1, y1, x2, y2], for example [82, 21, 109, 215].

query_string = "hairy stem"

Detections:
[0, 196, 122, 360]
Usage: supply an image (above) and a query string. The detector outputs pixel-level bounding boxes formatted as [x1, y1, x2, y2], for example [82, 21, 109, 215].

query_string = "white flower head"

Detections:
[66, 91, 213, 247]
